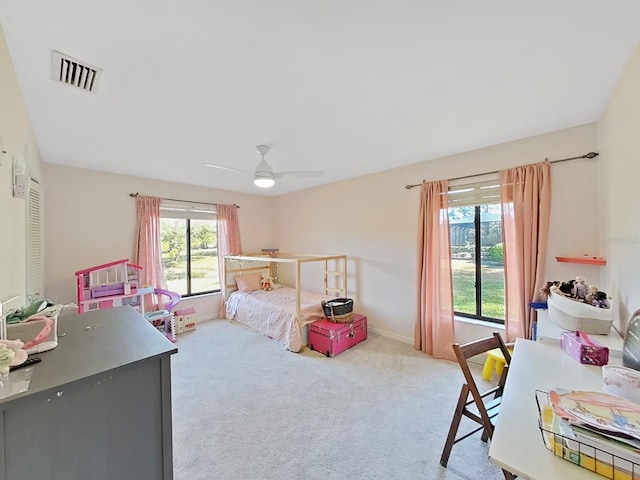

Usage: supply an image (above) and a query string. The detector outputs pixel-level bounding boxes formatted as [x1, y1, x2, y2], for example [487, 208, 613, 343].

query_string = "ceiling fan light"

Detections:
[254, 175, 275, 188]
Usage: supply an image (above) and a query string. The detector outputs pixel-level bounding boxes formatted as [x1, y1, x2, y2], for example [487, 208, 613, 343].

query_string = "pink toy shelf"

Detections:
[75, 259, 153, 313]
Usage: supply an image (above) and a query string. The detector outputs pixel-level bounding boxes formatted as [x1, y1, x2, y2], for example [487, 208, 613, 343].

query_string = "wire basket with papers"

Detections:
[536, 389, 640, 479]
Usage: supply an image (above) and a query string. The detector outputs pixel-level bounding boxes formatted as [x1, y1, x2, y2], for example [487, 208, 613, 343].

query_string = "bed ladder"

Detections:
[324, 257, 347, 297]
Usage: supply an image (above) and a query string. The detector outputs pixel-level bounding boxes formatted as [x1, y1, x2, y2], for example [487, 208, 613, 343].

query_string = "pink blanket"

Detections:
[226, 287, 332, 352]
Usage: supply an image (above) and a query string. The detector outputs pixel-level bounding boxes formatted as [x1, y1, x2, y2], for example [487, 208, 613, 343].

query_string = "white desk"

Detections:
[536, 308, 624, 357]
[488, 338, 622, 479]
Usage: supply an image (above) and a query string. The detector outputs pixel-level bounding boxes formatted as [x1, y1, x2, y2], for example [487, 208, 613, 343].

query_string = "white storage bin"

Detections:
[547, 286, 613, 334]
[7, 314, 58, 354]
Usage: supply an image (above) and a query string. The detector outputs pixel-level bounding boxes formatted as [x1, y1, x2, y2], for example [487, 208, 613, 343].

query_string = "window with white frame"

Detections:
[160, 200, 219, 296]
[448, 174, 505, 323]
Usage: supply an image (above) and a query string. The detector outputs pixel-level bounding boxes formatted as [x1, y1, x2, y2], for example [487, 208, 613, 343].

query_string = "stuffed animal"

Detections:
[0, 339, 28, 374]
[559, 279, 576, 297]
[261, 275, 273, 291]
[540, 280, 560, 298]
[585, 285, 598, 305]
[592, 291, 608, 308]
[574, 276, 588, 301]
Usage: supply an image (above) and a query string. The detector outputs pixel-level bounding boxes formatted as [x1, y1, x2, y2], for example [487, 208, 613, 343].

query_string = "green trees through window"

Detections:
[160, 217, 219, 296]
[449, 204, 505, 323]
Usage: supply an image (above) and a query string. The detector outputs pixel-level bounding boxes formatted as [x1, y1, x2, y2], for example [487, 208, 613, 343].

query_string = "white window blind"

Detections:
[448, 173, 500, 207]
[160, 200, 217, 220]
[26, 179, 43, 299]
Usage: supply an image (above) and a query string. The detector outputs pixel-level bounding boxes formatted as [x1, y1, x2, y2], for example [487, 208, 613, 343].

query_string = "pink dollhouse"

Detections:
[75, 259, 153, 313]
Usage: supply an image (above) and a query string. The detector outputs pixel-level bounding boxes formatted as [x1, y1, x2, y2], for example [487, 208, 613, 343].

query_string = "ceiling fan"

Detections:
[204, 145, 324, 188]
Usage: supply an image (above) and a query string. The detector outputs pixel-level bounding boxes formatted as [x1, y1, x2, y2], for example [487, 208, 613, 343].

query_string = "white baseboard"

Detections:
[203, 316, 414, 346]
[369, 326, 413, 345]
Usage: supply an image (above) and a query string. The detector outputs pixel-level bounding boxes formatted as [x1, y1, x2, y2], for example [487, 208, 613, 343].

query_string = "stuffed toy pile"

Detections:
[540, 276, 609, 308]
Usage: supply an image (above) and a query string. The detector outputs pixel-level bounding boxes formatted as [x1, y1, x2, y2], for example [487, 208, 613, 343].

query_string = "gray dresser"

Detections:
[0, 305, 178, 480]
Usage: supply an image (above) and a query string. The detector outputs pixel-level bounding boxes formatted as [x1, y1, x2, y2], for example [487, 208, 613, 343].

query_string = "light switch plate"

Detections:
[13, 173, 29, 199]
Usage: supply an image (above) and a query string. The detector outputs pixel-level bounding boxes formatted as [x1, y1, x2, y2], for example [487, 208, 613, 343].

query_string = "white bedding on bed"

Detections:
[225, 287, 331, 352]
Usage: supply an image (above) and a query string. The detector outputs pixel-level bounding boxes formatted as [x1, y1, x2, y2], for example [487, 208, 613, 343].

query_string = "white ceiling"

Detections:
[2, 1, 640, 196]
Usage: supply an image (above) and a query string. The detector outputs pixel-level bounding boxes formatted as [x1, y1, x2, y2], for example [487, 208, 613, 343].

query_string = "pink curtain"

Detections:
[500, 161, 551, 341]
[134, 195, 167, 311]
[415, 180, 456, 361]
[217, 204, 242, 319]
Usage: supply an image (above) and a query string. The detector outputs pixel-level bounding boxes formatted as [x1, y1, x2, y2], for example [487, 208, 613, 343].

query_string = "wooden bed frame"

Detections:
[223, 252, 347, 327]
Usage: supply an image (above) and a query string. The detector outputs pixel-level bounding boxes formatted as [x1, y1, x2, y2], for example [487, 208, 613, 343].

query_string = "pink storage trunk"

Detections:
[309, 314, 367, 357]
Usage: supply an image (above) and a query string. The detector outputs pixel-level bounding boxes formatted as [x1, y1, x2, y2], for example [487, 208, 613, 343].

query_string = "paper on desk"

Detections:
[550, 389, 640, 441]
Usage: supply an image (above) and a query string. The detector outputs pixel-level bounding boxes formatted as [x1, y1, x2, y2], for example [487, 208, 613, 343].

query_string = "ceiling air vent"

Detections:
[51, 50, 103, 93]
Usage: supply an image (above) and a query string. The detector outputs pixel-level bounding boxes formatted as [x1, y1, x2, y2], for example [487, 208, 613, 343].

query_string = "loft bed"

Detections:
[223, 253, 347, 352]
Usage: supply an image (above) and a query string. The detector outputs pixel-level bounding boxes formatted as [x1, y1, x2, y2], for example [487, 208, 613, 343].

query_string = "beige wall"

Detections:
[44, 124, 601, 341]
[0, 25, 42, 306]
[6, 11, 635, 345]
[43, 164, 276, 320]
[274, 124, 601, 343]
[597, 42, 640, 334]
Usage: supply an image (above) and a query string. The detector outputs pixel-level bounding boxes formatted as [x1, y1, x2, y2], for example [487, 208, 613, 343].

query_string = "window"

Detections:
[160, 201, 219, 297]
[449, 176, 505, 323]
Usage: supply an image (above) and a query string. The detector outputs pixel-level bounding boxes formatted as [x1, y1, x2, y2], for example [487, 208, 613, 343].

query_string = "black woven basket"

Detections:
[321, 298, 354, 317]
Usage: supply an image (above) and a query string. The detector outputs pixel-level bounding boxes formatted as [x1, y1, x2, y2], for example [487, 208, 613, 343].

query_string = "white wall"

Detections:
[597, 42, 640, 334]
[0, 25, 42, 307]
[43, 164, 276, 321]
[274, 124, 600, 343]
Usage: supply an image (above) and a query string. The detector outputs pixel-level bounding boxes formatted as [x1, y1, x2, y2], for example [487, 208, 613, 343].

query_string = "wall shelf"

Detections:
[555, 256, 606, 266]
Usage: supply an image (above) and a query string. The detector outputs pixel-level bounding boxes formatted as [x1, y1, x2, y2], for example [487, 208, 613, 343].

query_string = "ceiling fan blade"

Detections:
[274, 170, 324, 179]
[204, 163, 251, 174]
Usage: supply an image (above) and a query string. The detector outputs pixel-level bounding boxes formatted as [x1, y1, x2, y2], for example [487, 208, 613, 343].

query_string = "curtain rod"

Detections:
[129, 192, 239, 208]
[404, 151, 599, 190]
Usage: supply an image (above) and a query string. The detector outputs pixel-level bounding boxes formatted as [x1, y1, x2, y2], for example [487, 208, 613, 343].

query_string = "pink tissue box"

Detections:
[561, 330, 609, 366]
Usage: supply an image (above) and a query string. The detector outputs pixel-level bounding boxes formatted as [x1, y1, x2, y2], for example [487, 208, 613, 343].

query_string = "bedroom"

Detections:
[1, 2, 640, 478]
[4, 79, 639, 347]
[1, 2, 639, 343]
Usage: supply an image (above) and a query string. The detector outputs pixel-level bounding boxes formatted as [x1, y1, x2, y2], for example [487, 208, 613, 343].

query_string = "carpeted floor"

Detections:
[171, 319, 505, 480]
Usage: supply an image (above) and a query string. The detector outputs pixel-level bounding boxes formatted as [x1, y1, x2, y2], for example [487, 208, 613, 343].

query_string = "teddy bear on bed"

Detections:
[261, 274, 273, 291]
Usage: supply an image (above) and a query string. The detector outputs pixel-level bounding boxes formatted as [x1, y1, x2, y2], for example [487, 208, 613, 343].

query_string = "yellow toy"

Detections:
[482, 347, 513, 381]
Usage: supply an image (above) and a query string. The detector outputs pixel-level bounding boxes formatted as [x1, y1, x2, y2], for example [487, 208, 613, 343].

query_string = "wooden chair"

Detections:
[440, 332, 517, 480]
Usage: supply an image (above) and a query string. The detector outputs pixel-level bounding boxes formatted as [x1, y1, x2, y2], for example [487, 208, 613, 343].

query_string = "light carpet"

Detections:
[171, 319, 506, 480]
